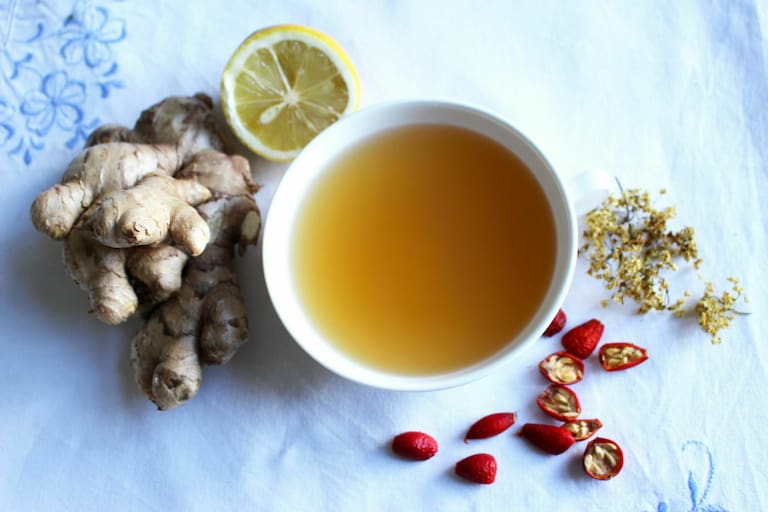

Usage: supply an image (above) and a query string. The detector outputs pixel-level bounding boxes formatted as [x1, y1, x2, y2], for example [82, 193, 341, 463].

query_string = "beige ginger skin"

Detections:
[30, 93, 261, 409]
[85, 174, 212, 255]
[132, 194, 260, 409]
[30, 142, 183, 240]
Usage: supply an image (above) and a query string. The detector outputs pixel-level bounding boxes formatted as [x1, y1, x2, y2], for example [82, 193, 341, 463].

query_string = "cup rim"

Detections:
[262, 100, 577, 391]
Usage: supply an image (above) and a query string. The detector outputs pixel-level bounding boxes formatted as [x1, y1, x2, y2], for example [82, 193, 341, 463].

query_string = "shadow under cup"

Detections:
[263, 101, 578, 391]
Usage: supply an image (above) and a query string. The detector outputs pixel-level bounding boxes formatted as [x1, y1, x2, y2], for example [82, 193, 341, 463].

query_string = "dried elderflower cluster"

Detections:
[581, 186, 747, 344]
[582, 188, 700, 312]
[695, 278, 746, 344]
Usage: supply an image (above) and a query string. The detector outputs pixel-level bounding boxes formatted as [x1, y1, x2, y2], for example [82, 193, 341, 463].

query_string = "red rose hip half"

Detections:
[561, 418, 603, 442]
[583, 437, 624, 480]
[539, 352, 584, 385]
[537, 384, 581, 421]
[599, 342, 648, 371]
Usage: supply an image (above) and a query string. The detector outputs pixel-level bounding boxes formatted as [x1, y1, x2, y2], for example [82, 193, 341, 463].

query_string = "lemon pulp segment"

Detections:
[221, 26, 360, 161]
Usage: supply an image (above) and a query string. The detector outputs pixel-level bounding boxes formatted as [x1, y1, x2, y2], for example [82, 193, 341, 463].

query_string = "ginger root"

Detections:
[126, 245, 189, 306]
[86, 174, 212, 255]
[132, 194, 260, 409]
[30, 143, 182, 239]
[133, 93, 225, 158]
[63, 216, 139, 325]
[31, 93, 261, 409]
[31, 94, 224, 240]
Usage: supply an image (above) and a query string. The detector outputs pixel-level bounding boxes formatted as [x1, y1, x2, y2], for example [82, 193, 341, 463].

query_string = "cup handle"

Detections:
[566, 170, 615, 215]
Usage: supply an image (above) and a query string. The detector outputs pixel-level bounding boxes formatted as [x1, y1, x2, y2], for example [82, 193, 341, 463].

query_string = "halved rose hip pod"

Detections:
[561, 418, 603, 442]
[539, 352, 584, 385]
[599, 343, 648, 371]
[583, 437, 624, 480]
[537, 384, 581, 421]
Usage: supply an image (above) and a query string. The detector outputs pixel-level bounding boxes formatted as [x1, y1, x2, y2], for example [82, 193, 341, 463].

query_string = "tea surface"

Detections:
[292, 124, 556, 375]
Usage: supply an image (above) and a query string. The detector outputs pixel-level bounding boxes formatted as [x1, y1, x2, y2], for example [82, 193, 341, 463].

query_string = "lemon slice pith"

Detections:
[221, 25, 360, 162]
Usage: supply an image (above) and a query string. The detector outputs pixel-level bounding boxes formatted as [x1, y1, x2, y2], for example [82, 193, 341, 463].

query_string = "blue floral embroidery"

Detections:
[0, 97, 14, 144]
[0, 0, 126, 165]
[60, 6, 125, 68]
[20, 70, 85, 136]
[657, 441, 727, 512]
[65, 116, 100, 149]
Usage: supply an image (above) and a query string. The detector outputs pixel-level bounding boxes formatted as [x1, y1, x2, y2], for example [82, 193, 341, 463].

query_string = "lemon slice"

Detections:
[221, 25, 360, 161]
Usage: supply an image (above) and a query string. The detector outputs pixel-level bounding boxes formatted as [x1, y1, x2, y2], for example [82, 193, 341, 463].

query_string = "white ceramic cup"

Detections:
[263, 100, 586, 391]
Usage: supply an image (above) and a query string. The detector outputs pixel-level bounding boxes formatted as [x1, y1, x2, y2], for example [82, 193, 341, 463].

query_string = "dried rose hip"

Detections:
[455, 453, 497, 484]
[518, 423, 575, 455]
[391, 431, 438, 460]
[599, 342, 648, 371]
[537, 384, 581, 421]
[464, 412, 517, 443]
[562, 418, 603, 442]
[543, 308, 567, 336]
[583, 437, 624, 480]
[539, 352, 584, 385]
[561, 319, 604, 359]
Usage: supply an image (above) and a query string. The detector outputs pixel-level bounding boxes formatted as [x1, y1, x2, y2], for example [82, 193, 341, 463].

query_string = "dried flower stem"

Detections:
[581, 184, 748, 344]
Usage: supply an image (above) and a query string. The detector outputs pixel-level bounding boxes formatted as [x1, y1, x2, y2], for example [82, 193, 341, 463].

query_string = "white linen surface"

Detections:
[1, 0, 766, 510]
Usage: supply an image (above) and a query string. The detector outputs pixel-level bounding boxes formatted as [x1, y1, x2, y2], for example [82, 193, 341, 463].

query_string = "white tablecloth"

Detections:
[2, 1, 766, 510]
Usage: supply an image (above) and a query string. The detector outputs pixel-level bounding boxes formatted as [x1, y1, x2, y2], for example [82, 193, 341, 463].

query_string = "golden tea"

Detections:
[291, 124, 556, 375]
